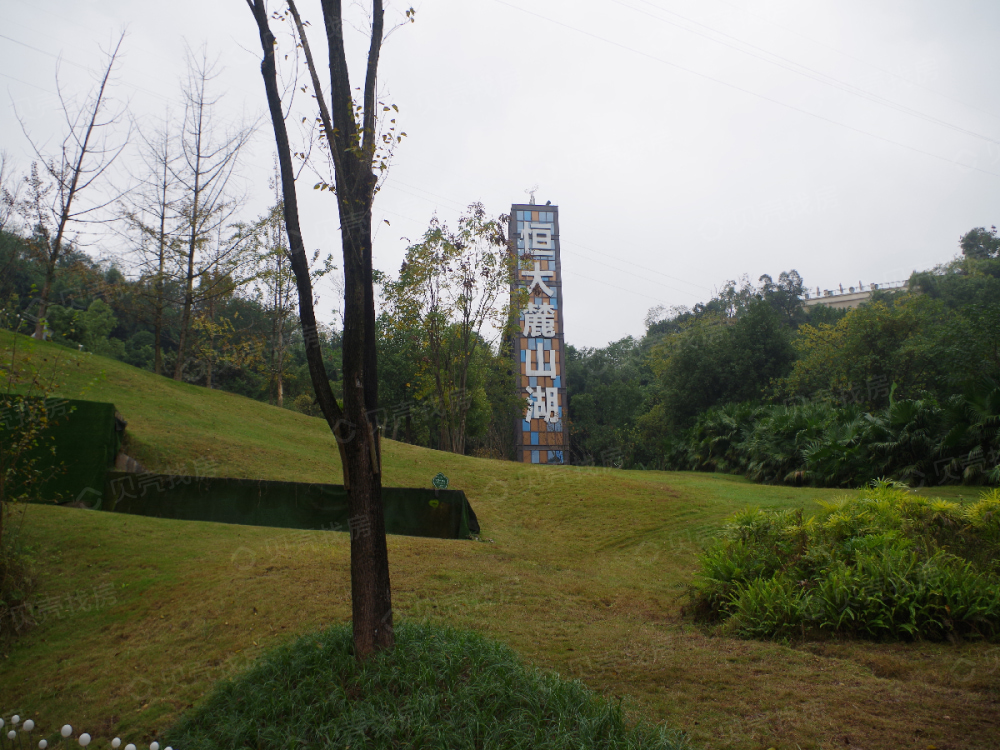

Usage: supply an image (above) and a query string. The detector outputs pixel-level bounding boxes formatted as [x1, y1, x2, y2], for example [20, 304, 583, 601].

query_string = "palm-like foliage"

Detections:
[939, 376, 1000, 484]
[666, 390, 997, 488]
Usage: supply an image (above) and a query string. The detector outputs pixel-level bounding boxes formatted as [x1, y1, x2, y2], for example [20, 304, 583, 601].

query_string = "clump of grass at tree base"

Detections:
[689, 481, 1000, 641]
[164, 620, 692, 750]
[0, 506, 38, 654]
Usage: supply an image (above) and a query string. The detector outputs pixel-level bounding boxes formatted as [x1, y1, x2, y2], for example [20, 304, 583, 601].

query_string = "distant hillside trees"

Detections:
[565, 248, 1000, 487]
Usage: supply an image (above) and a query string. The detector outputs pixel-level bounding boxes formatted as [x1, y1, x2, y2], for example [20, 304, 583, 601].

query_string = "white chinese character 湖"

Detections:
[525, 386, 560, 423]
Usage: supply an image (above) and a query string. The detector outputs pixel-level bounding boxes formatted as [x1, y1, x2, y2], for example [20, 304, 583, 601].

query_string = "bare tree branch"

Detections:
[14, 32, 130, 339]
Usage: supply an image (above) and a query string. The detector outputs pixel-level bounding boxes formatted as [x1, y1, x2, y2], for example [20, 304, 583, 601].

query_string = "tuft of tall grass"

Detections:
[0, 506, 37, 654]
[690, 483, 1000, 641]
[164, 621, 692, 750]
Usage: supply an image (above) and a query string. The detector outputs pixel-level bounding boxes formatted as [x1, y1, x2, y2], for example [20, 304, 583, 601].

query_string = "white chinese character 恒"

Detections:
[521, 222, 554, 256]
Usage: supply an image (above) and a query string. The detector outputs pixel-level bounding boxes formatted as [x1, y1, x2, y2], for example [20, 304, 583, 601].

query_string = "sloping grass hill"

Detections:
[1, 330, 998, 750]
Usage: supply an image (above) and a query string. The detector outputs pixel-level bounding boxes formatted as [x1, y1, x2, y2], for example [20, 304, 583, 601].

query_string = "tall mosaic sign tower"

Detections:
[510, 203, 570, 465]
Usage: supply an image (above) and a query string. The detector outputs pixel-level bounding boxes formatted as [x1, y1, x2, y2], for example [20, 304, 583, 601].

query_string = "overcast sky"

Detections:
[3, 0, 999, 348]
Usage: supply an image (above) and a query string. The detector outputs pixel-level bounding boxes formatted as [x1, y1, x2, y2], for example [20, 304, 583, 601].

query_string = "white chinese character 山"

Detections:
[522, 260, 554, 297]
[526, 386, 560, 423]
[525, 341, 556, 377]
[521, 222, 554, 257]
[522, 301, 556, 337]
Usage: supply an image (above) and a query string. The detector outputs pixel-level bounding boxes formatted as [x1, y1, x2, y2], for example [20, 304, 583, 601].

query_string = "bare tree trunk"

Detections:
[206, 295, 215, 389]
[171, 49, 250, 381]
[248, 0, 393, 659]
[34, 263, 56, 340]
[174, 238, 197, 380]
[154, 146, 170, 376]
[276, 325, 284, 408]
[121, 111, 178, 376]
[154, 248, 165, 375]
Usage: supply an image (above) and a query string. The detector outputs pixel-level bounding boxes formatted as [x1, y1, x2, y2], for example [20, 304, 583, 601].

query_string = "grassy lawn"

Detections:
[2, 331, 998, 749]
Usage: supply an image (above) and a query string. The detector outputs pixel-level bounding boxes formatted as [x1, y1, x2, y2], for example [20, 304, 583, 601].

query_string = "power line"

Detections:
[0, 71, 54, 93]
[560, 267, 673, 306]
[388, 179, 469, 209]
[0, 32, 92, 70]
[380, 180, 714, 296]
[0, 31, 175, 106]
[706, 0, 1000, 125]
[612, 0, 1000, 147]
[561, 239, 712, 294]
[491, 0, 1000, 179]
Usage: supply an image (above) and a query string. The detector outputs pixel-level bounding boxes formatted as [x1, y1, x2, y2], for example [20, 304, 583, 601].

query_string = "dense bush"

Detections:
[663, 379, 1000, 487]
[165, 621, 691, 750]
[689, 483, 1000, 641]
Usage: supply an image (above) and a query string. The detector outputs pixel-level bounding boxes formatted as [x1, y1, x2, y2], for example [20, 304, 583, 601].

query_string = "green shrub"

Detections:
[689, 483, 1000, 641]
[729, 574, 805, 639]
[164, 621, 691, 750]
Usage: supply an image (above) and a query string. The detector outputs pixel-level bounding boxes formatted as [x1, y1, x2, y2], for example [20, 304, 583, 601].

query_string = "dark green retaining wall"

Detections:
[1, 396, 121, 504]
[5, 396, 480, 540]
[103, 471, 479, 540]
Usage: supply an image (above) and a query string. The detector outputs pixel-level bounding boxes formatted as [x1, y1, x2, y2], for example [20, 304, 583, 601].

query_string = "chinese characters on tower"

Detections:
[510, 204, 570, 464]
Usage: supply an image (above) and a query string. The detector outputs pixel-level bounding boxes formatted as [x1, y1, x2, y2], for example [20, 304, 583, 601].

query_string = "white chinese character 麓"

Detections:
[522, 301, 556, 337]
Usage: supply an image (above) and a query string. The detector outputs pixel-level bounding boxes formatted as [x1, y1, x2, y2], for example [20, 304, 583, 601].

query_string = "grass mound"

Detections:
[690, 481, 1000, 641]
[164, 621, 690, 750]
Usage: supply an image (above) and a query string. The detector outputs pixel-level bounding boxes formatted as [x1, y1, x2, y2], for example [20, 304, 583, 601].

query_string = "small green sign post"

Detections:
[430, 473, 449, 505]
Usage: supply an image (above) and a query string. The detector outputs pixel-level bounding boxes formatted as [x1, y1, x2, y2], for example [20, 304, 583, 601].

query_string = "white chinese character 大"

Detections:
[522, 301, 556, 337]
[525, 386, 560, 423]
[521, 222, 554, 257]
[522, 261, 554, 297]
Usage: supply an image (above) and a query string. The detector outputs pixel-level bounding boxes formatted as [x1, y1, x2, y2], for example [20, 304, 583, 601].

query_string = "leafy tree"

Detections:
[79, 299, 124, 358]
[804, 302, 848, 327]
[758, 270, 807, 327]
[382, 204, 515, 454]
[376, 312, 421, 443]
[470, 341, 523, 460]
[780, 296, 952, 409]
[565, 337, 649, 466]
[123, 330, 155, 370]
[960, 226, 1000, 260]
[646, 298, 794, 432]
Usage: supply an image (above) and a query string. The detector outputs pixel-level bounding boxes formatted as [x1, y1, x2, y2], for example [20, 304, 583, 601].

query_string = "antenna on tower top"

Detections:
[525, 184, 539, 205]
